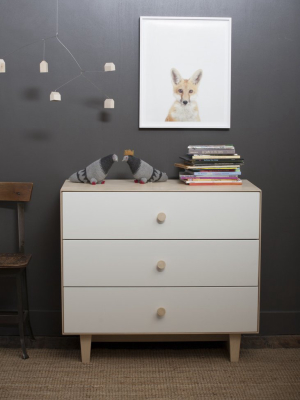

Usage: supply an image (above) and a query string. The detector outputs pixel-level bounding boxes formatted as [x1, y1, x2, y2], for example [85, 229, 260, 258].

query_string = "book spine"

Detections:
[192, 158, 242, 162]
[188, 145, 234, 149]
[181, 176, 240, 180]
[193, 172, 241, 176]
[192, 163, 244, 167]
[187, 182, 242, 186]
[175, 163, 241, 170]
[192, 155, 240, 159]
[188, 149, 236, 155]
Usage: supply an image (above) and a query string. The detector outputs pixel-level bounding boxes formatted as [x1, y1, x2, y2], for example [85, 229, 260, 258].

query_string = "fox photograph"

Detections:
[140, 17, 232, 129]
[165, 68, 203, 122]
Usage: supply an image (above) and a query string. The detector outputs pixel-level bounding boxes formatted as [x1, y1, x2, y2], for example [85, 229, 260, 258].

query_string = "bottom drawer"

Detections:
[63, 287, 258, 334]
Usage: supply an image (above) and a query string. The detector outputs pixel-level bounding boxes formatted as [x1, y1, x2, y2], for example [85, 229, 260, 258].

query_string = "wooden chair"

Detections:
[0, 182, 35, 359]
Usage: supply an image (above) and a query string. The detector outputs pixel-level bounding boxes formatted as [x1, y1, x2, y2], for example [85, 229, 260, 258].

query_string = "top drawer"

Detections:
[62, 192, 260, 239]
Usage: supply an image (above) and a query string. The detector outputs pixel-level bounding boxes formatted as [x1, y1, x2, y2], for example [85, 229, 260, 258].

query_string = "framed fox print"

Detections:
[139, 17, 231, 129]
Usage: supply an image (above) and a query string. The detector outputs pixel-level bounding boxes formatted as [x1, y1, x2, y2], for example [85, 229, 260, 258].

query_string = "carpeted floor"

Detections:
[0, 346, 300, 399]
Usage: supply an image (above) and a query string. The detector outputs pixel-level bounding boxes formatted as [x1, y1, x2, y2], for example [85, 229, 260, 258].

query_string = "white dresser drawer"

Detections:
[62, 192, 260, 239]
[63, 240, 259, 287]
[63, 287, 258, 334]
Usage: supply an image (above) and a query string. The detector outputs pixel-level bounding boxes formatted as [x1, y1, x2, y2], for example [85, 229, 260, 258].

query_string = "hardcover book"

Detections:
[192, 154, 240, 159]
[188, 149, 236, 155]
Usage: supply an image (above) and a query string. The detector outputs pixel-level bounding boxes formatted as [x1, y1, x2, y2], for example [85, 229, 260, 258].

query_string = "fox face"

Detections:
[171, 68, 202, 105]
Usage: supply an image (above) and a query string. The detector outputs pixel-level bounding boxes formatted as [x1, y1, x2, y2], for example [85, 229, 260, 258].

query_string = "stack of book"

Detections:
[175, 145, 243, 185]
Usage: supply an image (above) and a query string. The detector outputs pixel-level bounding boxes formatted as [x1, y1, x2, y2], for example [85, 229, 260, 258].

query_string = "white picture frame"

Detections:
[139, 17, 232, 129]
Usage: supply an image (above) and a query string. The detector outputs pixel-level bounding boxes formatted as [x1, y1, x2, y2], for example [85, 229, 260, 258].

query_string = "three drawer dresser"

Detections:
[61, 179, 261, 363]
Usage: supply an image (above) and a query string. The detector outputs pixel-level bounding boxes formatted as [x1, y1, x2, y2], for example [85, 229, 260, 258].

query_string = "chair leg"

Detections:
[16, 271, 29, 359]
[22, 269, 35, 341]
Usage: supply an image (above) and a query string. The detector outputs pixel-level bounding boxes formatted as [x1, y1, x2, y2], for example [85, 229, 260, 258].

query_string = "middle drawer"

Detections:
[63, 240, 259, 287]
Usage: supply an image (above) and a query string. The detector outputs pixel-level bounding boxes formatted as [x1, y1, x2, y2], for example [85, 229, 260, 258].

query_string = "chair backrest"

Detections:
[0, 182, 33, 253]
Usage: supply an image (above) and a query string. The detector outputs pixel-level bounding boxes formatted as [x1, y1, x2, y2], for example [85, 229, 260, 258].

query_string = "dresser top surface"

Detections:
[61, 179, 261, 193]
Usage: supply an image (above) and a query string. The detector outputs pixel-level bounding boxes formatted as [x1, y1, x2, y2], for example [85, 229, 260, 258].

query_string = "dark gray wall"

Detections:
[0, 0, 299, 336]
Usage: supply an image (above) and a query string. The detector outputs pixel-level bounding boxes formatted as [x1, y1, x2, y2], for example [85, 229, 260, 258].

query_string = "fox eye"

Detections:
[189, 90, 193, 93]
[178, 89, 183, 93]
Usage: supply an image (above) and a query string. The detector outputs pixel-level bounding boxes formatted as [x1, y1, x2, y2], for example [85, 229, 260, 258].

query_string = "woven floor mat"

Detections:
[0, 347, 299, 399]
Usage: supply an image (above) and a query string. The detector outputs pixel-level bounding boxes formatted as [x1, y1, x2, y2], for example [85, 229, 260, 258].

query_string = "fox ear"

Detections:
[190, 69, 202, 85]
[171, 68, 182, 85]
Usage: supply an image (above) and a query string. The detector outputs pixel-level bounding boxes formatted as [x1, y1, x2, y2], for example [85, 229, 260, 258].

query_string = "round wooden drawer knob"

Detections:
[157, 213, 166, 224]
[157, 260, 166, 271]
[157, 307, 166, 317]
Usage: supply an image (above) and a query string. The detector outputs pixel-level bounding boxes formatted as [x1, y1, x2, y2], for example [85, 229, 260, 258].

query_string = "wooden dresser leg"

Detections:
[228, 334, 241, 362]
[80, 335, 92, 364]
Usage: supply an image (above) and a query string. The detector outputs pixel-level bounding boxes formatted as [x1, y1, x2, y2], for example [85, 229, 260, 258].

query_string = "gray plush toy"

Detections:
[122, 155, 168, 184]
[69, 154, 118, 185]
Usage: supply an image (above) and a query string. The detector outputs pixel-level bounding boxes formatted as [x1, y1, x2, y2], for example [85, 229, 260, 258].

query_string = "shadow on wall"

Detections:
[99, 111, 112, 123]
[21, 130, 52, 141]
[21, 87, 41, 101]
[84, 97, 113, 123]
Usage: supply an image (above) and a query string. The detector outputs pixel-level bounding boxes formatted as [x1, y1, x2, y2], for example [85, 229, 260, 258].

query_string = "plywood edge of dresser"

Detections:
[60, 191, 64, 335]
[62, 330, 259, 337]
[257, 190, 262, 333]
[60, 179, 261, 193]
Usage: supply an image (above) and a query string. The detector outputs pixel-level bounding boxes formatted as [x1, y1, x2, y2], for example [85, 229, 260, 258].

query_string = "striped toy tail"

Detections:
[157, 171, 168, 182]
[69, 168, 88, 183]
[149, 168, 168, 182]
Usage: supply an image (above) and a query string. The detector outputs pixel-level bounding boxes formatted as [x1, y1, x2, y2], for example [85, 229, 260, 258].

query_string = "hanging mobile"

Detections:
[0, 59, 5, 73]
[40, 40, 48, 73]
[0, 0, 115, 109]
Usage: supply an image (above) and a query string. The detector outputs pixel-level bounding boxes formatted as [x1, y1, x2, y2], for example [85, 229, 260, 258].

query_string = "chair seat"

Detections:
[0, 253, 32, 268]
